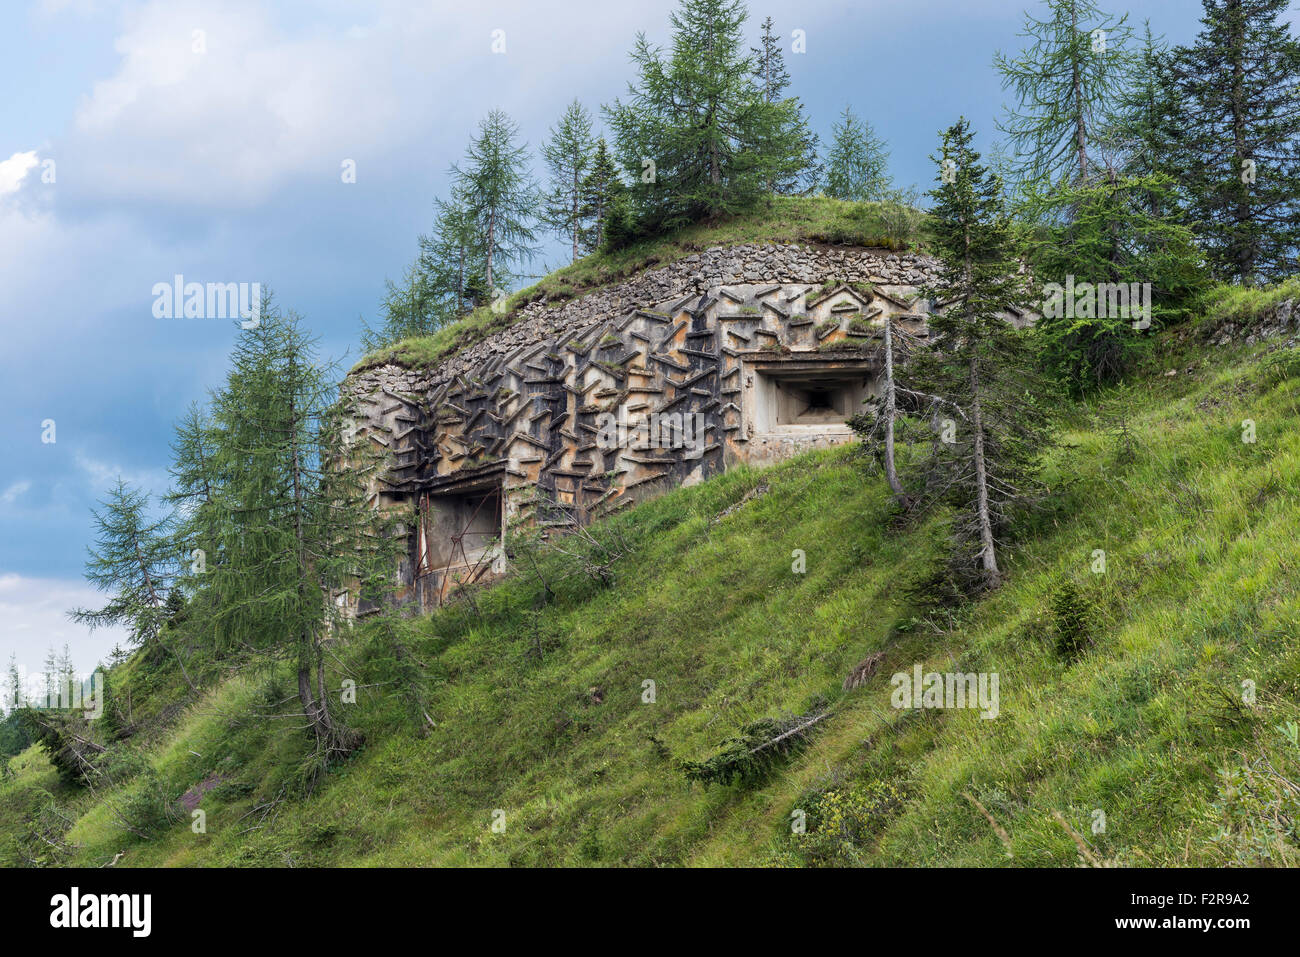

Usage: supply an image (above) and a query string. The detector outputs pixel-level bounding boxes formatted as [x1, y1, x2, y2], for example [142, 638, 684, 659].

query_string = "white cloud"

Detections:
[0, 481, 32, 507]
[73, 452, 168, 497]
[55, 0, 650, 208]
[0, 151, 40, 196]
[64, 0, 436, 206]
[0, 573, 129, 675]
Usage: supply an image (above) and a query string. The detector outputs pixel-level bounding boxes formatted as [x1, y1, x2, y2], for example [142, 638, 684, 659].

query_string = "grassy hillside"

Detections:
[5, 306, 1300, 868]
[352, 195, 927, 376]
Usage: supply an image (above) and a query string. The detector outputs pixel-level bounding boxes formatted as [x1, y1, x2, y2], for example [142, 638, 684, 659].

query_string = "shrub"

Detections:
[791, 778, 909, 865]
[1051, 579, 1095, 661]
[878, 188, 925, 249]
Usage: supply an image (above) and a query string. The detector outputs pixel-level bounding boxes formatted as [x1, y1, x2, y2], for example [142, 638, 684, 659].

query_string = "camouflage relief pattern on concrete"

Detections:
[342, 243, 948, 610]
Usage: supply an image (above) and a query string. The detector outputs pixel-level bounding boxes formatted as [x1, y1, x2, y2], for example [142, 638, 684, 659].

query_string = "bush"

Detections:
[1051, 579, 1095, 661]
[113, 767, 180, 838]
[1259, 346, 1300, 387]
[790, 778, 909, 865]
[878, 188, 925, 249]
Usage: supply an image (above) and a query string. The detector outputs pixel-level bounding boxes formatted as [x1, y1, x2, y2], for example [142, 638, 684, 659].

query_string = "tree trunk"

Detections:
[297, 662, 330, 742]
[485, 207, 496, 293]
[968, 354, 1001, 588]
[1071, 0, 1088, 183]
[1228, 3, 1254, 286]
[287, 375, 340, 749]
[572, 164, 580, 263]
[881, 316, 908, 507]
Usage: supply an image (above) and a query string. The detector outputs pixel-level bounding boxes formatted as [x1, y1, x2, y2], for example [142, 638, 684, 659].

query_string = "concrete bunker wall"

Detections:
[342, 244, 972, 613]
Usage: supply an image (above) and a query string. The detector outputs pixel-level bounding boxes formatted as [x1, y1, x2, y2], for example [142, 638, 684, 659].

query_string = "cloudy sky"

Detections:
[0, 0, 1251, 675]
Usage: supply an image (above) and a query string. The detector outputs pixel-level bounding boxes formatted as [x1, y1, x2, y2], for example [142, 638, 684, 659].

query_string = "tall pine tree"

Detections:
[452, 110, 539, 294]
[541, 100, 597, 263]
[910, 119, 1053, 593]
[1170, 0, 1300, 285]
[606, 0, 809, 230]
[824, 106, 890, 203]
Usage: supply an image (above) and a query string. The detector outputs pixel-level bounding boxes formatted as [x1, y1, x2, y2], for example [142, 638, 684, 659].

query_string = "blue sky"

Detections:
[0, 0, 1267, 674]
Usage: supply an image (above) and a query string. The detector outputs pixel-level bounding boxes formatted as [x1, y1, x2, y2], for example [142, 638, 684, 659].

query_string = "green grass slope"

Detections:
[5, 329, 1300, 868]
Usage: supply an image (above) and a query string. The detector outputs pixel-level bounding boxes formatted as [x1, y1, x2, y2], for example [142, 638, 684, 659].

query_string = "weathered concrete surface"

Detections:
[342, 243, 948, 610]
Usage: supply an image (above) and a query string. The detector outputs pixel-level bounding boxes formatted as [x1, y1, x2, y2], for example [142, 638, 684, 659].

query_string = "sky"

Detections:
[0, 0, 1274, 676]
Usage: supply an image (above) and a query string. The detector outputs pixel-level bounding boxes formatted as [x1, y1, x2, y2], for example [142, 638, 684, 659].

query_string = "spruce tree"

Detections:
[1031, 173, 1207, 390]
[541, 100, 596, 263]
[824, 106, 890, 202]
[1170, 0, 1300, 285]
[606, 0, 808, 229]
[1106, 23, 1186, 217]
[70, 481, 173, 646]
[452, 110, 539, 294]
[910, 119, 1053, 593]
[750, 15, 821, 195]
[577, 138, 626, 254]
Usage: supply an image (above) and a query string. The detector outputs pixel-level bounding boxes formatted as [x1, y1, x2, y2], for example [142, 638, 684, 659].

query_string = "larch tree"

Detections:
[202, 298, 402, 758]
[541, 99, 597, 263]
[824, 105, 890, 203]
[452, 109, 539, 295]
[994, 0, 1133, 204]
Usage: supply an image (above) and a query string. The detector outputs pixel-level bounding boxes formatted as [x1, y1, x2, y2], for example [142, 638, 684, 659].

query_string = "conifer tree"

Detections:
[909, 119, 1053, 593]
[541, 100, 596, 263]
[1031, 173, 1207, 390]
[360, 185, 490, 350]
[201, 298, 401, 755]
[4, 655, 21, 711]
[452, 109, 539, 294]
[606, 0, 808, 229]
[994, 0, 1133, 201]
[824, 106, 890, 202]
[421, 189, 489, 314]
[849, 313, 925, 509]
[577, 138, 626, 254]
[750, 15, 821, 195]
[1169, 0, 1300, 285]
[1105, 23, 1186, 217]
[168, 402, 220, 563]
[69, 480, 196, 690]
